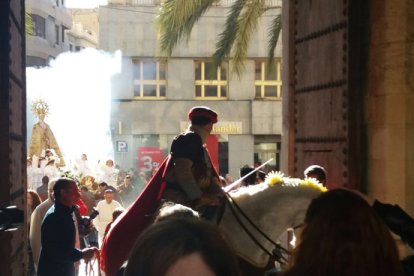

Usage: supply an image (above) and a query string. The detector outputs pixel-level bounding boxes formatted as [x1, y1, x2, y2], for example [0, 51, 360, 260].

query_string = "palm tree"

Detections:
[156, 0, 281, 75]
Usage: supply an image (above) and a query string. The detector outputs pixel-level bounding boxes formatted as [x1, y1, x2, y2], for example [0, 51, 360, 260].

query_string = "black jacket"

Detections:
[374, 200, 414, 276]
[38, 201, 82, 276]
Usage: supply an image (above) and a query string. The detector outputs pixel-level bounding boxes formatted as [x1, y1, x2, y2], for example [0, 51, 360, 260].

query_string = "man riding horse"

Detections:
[101, 106, 224, 276]
[162, 106, 223, 218]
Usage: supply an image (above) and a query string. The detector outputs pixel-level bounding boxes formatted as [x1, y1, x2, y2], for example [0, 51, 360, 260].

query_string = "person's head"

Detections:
[106, 159, 114, 167]
[188, 106, 218, 133]
[154, 203, 200, 223]
[80, 186, 89, 192]
[284, 189, 403, 276]
[125, 218, 241, 276]
[41, 175, 49, 186]
[81, 153, 87, 161]
[239, 166, 256, 185]
[112, 207, 124, 221]
[99, 182, 108, 192]
[27, 189, 42, 211]
[304, 165, 327, 185]
[45, 149, 52, 157]
[124, 175, 131, 186]
[53, 178, 80, 207]
[104, 189, 114, 203]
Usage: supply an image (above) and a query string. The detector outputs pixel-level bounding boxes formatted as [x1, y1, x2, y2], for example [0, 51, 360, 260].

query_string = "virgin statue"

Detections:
[28, 99, 65, 167]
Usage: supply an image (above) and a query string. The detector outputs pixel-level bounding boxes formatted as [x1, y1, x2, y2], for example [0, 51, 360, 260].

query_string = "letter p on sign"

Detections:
[116, 141, 128, 152]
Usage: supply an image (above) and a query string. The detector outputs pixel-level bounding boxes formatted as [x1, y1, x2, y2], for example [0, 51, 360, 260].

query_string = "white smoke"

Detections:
[26, 48, 122, 168]
[65, 0, 107, 9]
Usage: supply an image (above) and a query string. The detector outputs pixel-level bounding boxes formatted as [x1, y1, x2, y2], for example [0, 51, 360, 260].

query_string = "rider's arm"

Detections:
[174, 158, 202, 201]
[373, 200, 414, 249]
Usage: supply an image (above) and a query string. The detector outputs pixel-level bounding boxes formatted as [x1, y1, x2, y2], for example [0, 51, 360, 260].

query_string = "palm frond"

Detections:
[25, 9, 34, 36]
[267, 14, 281, 72]
[184, 0, 217, 39]
[212, 0, 248, 69]
[156, 0, 215, 56]
[232, 0, 266, 76]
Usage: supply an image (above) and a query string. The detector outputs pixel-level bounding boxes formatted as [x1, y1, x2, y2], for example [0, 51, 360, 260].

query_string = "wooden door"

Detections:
[0, 0, 27, 274]
[285, 0, 368, 189]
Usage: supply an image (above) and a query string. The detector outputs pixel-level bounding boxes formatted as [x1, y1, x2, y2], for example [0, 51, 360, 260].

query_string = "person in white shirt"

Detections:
[73, 153, 93, 178]
[98, 159, 119, 187]
[94, 189, 122, 247]
[29, 179, 56, 271]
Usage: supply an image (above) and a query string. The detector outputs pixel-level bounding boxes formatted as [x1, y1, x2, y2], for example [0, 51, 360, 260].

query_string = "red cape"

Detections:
[100, 155, 171, 276]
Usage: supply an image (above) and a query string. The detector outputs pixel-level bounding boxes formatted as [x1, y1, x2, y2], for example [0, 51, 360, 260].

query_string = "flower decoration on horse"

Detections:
[265, 171, 328, 193]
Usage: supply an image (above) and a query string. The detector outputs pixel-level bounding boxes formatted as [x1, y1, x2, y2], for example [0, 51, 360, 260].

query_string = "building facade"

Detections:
[99, 0, 282, 179]
[67, 8, 99, 51]
[26, 0, 72, 67]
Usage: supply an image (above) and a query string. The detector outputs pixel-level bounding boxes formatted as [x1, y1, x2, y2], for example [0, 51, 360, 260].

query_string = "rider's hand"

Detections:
[82, 247, 98, 262]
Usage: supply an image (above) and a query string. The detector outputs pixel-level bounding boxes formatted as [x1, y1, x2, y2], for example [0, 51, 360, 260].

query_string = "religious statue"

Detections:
[28, 99, 65, 167]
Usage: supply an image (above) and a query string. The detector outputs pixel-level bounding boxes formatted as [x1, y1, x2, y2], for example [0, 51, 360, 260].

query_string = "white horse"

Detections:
[219, 182, 322, 269]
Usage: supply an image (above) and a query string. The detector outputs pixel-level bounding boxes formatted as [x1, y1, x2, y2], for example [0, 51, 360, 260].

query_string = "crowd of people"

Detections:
[27, 106, 414, 276]
[26, 152, 149, 275]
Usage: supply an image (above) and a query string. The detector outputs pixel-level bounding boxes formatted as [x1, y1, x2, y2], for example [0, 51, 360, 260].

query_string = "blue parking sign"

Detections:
[116, 140, 128, 152]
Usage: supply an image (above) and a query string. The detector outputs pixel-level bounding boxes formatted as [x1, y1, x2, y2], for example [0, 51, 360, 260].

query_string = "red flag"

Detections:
[100, 155, 171, 276]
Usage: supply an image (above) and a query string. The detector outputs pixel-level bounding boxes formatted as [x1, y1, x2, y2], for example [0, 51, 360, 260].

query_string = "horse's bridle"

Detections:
[224, 192, 291, 265]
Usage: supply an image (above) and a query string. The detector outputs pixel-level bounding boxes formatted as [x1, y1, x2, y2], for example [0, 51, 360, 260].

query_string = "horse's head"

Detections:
[219, 182, 323, 268]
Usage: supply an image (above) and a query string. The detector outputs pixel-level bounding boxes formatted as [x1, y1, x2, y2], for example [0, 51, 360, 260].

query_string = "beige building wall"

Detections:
[368, 0, 414, 215]
[67, 22, 98, 50]
[26, 0, 72, 65]
[101, 0, 283, 178]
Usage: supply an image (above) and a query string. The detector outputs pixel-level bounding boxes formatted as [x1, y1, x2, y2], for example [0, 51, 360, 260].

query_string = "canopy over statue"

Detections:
[28, 99, 65, 167]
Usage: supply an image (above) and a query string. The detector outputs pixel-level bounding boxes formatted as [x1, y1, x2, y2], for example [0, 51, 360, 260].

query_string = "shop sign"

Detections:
[180, 121, 242, 134]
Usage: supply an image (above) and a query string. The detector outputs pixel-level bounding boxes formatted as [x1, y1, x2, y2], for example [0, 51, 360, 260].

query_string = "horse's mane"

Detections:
[228, 178, 326, 204]
[229, 182, 270, 201]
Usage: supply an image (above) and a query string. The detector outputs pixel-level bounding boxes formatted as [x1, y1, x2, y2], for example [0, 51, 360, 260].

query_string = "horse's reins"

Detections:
[224, 191, 291, 265]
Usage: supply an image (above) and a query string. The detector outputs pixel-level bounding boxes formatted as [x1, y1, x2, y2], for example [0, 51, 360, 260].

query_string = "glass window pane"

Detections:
[205, 85, 218, 97]
[143, 61, 156, 80]
[255, 61, 262, 80]
[133, 62, 141, 80]
[255, 86, 261, 97]
[220, 86, 227, 97]
[159, 85, 166, 97]
[159, 62, 166, 80]
[143, 85, 157, 97]
[220, 63, 227, 80]
[204, 62, 217, 80]
[264, 86, 277, 97]
[195, 85, 202, 97]
[134, 84, 141, 97]
[195, 61, 202, 80]
[265, 63, 278, 81]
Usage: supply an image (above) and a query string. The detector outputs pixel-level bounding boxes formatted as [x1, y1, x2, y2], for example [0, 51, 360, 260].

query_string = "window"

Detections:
[132, 59, 167, 98]
[61, 26, 66, 43]
[55, 25, 59, 45]
[254, 136, 281, 172]
[254, 60, 282, 99]
[75, 46, 81, 52]
[194, 61, 228, 99]
[69, 44, 73, 51]
[31, 14, 46, 39]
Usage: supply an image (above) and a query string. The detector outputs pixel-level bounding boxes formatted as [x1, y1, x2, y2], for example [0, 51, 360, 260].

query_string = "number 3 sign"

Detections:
[137, 147, 164, 173]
